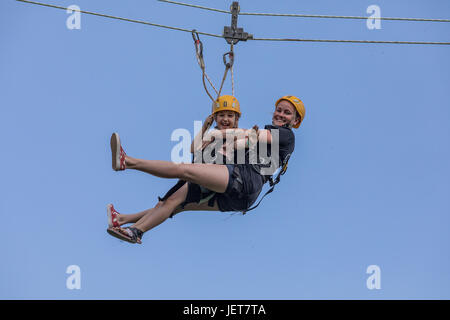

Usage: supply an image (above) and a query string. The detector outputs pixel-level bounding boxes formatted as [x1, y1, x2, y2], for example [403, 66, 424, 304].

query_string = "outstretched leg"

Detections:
[114, 195, 220, 228]
[125, 156, 229, 193]
[131, 184, 221, 233]
[131, 183, 193, 232]
[110, 185, 221, 243]
[111, 132, 229, 193]
[114, 201, 164, 226]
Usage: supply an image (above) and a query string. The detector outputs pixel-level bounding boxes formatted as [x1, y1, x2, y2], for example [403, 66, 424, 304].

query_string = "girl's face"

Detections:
[272, 100, 300, 127]
[215, 111, 238, 129]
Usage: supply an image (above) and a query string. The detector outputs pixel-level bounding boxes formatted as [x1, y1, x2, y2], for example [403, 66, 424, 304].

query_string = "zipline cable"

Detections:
[16, 0, 450, 45]
[252, 37, 450, 45]
[158, 0, 450, 23]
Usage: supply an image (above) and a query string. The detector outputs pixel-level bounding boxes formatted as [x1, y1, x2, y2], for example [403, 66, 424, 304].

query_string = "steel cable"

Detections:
[158, 0, 450, 23]
[17, 0, 450, 45]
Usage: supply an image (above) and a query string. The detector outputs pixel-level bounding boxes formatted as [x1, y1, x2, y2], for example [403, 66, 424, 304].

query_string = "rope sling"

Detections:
[192, 30, 235, 103]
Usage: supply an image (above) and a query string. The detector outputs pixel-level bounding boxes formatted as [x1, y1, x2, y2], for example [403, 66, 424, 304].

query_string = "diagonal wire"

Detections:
[16, 0, 450, 45]
[16, 0, 223, 38]
[158, 0, 229, 14]
[158, 0, 450, 23]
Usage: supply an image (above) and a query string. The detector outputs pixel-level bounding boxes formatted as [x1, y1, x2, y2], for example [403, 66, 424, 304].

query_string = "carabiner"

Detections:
[191, 30, 205, 69]
[223, 51, 234, 69]
[192, 30, 203, 55]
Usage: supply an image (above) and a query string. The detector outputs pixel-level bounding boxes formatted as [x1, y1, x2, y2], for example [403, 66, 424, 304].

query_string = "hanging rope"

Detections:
[231, 43, 235, 97]
[192, 31, 236, 102]
[192, 30, 218, 102]
[217, 48, 234, 98]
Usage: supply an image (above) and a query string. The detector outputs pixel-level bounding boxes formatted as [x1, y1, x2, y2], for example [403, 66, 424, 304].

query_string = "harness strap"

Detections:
[242, 153, 291, 215]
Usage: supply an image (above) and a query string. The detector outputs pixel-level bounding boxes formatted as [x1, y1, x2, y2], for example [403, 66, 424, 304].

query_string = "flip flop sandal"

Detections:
[107, 227, 143, 244]
[107, 204, 120, 228]
[111, 133, 126, 171]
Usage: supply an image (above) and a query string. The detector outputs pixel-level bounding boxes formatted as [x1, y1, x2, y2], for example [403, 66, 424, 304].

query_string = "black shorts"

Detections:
[216, 164, 265, 212]
[159, 164, 265, 214]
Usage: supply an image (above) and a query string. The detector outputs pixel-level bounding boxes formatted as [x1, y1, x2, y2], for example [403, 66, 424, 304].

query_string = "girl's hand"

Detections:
[201, 136, 215, 150]
[203, 114, 214, 129]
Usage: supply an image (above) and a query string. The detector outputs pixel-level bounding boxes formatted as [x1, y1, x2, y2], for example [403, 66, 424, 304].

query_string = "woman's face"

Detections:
[215, 111, 238, 129]
[272, 100, 300, 127]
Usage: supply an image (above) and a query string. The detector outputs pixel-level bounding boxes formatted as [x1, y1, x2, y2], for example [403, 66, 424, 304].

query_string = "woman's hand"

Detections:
[247, 125, 259, 148]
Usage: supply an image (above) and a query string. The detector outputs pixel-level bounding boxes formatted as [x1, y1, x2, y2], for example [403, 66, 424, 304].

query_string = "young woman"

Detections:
[107, 95, 305, 244]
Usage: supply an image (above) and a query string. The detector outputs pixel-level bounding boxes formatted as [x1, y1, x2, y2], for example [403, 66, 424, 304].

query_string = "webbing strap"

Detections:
[242, 154, 291, 215]
[242, 183, 275, 214]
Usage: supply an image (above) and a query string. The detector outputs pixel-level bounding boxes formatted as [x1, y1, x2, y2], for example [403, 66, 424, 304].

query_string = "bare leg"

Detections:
[170, 200, 219, 218]
[116, 201, 163, 226]
[117, 195, 217, 226]
[117, 195, 219, 229]
[125, 156, 229, 193]
[131, 183, 191, 233]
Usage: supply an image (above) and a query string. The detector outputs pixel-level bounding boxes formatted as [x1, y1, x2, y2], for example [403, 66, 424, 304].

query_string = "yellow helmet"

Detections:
[275, 95, 305, 129]
[212, 95, 241, 116]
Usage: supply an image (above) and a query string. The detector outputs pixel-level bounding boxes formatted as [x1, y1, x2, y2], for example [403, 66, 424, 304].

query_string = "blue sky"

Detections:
[1, 0, 449, 299]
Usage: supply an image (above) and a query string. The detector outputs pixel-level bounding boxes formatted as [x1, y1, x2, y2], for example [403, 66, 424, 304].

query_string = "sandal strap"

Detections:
[128, 227, 143, 242]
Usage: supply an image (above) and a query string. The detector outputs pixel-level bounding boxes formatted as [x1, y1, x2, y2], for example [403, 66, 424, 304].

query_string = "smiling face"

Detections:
[272, 100, 300, 128]
[214, 110, 239, 129]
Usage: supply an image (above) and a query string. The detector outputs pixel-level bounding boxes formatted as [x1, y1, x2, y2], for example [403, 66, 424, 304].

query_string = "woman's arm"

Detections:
[215, 126, 273, 151]
[255, 129, 272, 144]
[218, 126, 273, 146]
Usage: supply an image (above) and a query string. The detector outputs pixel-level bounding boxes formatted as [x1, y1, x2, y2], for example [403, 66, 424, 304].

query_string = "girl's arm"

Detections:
[191, 114, 214, 153]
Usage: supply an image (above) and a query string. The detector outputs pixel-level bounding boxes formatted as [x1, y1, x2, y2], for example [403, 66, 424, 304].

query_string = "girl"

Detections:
[107, 95, 242, 236]
[107, 95, 305, 244]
